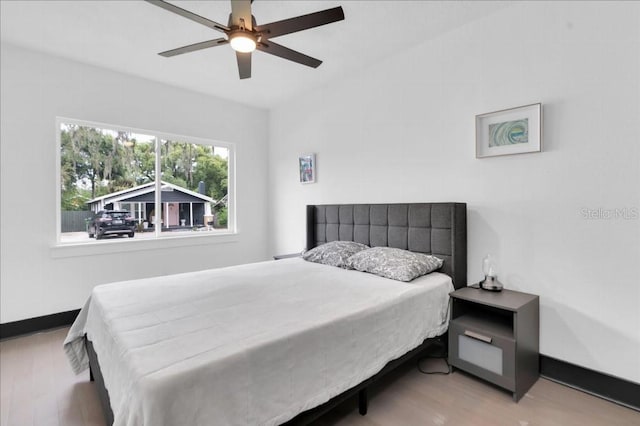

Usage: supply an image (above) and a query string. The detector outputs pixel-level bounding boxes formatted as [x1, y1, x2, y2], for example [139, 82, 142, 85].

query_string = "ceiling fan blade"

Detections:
[230, 0, 253, 30]
[257, 40, 321, 68]
[159, 38, 229, 57]
[236, 52, 252, 79]
[145, 0, 229, 33]
[254, 6, 344, 39]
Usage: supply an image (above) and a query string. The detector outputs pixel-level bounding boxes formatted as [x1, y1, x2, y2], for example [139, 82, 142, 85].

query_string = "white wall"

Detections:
[268, 2, 640, 383]
[0, 43, 270, 323]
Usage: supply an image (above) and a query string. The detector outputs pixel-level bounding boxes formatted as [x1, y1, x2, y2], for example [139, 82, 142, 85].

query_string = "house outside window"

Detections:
[57, 118, 234, 244]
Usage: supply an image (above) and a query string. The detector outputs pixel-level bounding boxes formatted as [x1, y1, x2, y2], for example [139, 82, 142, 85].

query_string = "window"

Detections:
[57, 118, 234, 244]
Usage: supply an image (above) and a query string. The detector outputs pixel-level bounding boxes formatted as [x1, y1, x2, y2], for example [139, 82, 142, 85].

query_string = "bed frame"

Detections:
[86, 202, 466, 425]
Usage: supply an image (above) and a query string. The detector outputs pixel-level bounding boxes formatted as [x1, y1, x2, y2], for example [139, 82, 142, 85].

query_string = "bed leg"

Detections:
[358, 388, 368, 416]
[89, 365, 95, 382]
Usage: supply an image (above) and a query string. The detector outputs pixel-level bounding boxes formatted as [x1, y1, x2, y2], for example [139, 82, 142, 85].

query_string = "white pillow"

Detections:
[346, 247, 443, 282]
[302, 241, 370, 268]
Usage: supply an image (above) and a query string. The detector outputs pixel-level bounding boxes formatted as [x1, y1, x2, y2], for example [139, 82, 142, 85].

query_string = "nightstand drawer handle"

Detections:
[464, 330, 492, 344]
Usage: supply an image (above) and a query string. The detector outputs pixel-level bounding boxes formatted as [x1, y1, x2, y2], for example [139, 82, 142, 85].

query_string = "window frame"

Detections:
[54, 117, 236, 250]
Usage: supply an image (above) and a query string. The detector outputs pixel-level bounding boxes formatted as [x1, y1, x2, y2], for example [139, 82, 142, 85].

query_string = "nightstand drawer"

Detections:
[449, 320, 516, 391]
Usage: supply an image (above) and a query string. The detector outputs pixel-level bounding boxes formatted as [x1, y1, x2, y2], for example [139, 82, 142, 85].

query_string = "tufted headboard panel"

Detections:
[306, 203, 467, 289]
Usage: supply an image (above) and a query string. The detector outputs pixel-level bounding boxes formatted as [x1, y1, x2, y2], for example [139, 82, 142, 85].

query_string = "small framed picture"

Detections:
[299, 154, 316, 184]
[476, 103, 542, 158]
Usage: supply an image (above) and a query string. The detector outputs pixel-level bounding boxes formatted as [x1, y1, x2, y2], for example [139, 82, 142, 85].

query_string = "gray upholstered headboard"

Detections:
[306, 203, 467, 289]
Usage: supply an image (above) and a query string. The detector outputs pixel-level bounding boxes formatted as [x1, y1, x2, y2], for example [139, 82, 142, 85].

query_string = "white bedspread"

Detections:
[64, 258, 453, 426]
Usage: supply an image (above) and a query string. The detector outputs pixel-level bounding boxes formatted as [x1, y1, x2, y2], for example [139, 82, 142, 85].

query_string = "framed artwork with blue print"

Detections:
[299, 153, 316, 184]
[476, 103, 542, 158]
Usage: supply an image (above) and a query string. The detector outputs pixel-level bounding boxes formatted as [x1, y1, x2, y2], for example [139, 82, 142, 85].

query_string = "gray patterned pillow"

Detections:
[345, 247, 443, 282]
[302, 241, 370, 268]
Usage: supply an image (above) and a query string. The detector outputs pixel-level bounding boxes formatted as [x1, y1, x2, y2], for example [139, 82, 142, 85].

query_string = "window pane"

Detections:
[59, 123, 156, 242]
[158, 140, 229, 234]
[58, 120, 232, 244]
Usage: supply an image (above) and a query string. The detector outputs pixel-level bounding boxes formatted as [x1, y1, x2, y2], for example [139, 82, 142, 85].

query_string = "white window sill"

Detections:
[50, 231, 239, 258]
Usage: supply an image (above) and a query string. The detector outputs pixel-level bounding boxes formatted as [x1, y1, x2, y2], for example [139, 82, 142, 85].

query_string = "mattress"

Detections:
[64, 258, 454, 426]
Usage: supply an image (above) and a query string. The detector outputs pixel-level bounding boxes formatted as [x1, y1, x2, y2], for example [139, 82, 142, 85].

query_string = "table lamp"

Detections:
[480, 254, 503, 291]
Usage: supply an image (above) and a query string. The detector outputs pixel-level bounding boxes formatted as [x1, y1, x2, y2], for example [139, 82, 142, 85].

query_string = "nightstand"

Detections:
[273, 253, 302, 260]
[448, 286, 539, 401]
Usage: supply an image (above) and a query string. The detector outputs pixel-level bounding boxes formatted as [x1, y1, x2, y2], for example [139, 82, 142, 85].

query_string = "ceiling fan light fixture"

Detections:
[229, 31, 256, 53]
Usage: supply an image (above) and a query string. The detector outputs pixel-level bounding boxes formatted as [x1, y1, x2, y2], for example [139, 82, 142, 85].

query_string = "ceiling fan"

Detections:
[145, 0, 345, 79]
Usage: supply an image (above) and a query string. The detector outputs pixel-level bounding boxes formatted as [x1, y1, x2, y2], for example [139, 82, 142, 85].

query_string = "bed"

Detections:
[65, 202, 467, 425]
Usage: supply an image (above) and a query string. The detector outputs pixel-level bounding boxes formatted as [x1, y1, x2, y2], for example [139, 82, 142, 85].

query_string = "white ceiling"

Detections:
[1, 1, 507, 109]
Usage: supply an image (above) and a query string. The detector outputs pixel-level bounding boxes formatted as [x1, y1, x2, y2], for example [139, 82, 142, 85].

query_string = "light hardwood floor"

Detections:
[1, 328, 638, 426]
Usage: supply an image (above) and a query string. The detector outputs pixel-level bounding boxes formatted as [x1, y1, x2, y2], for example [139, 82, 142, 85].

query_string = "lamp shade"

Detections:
[482, 254, 497, 278]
